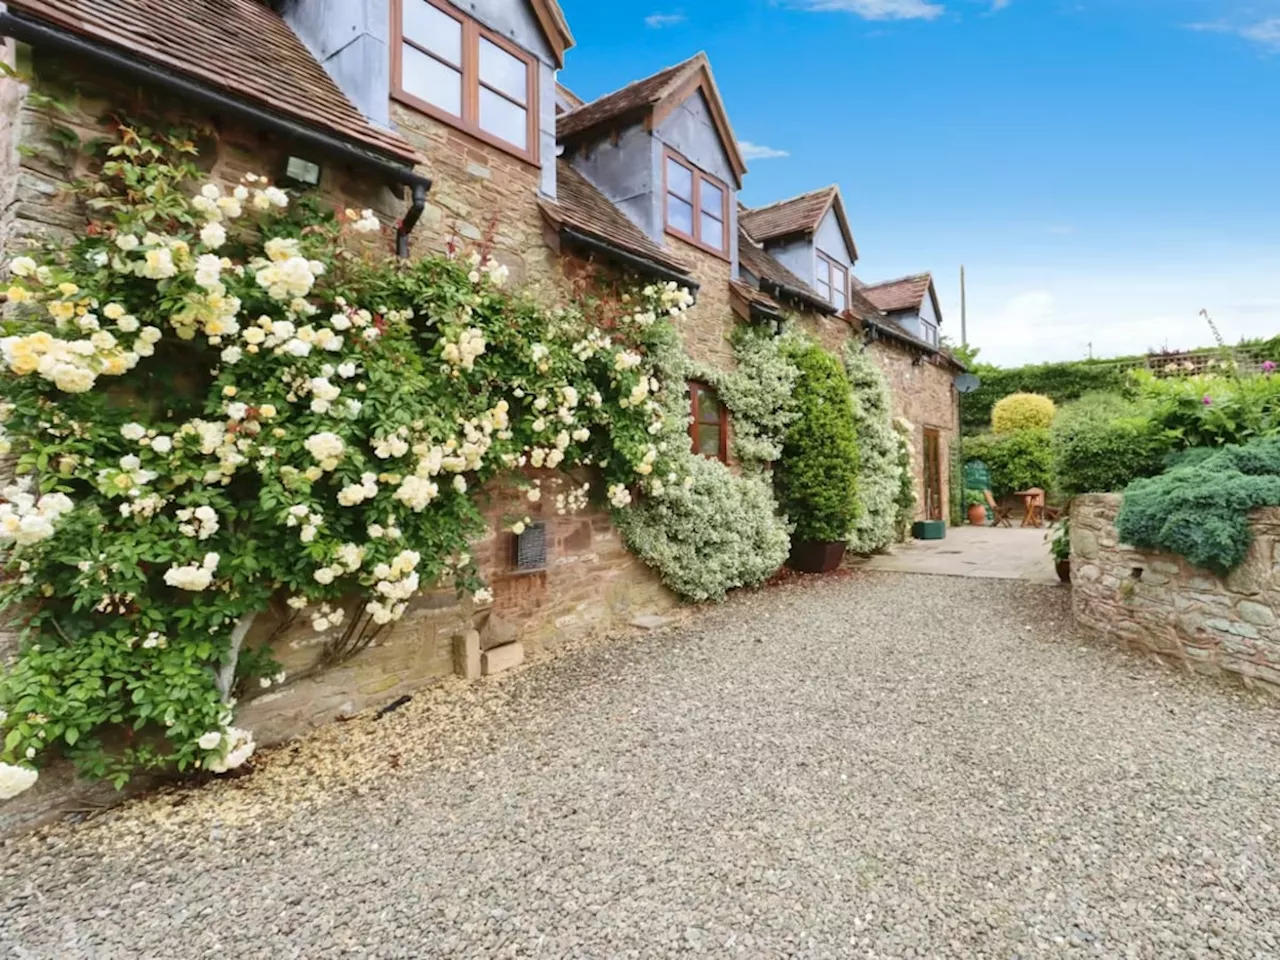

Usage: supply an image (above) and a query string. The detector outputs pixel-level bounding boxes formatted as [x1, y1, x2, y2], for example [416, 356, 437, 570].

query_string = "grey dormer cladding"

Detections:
[566, 89, 738, 273]
[282, 0, 561, 198]
[764, 206, 851, 289]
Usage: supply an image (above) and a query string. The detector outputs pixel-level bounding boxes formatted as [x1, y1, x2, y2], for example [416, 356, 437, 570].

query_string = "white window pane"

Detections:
[479, 37, 527, 104]
[479, 87, 528, 148]
[668, 195, 693, 234]
[699, 179, 723, 216]
[833, 287, 846, 311]
[402, 43, 461, 115]
[667, 159, 692, 200]
[403, 0, 461, 65]
[700, 212, 723, 250]
[815, 257, 830, 283]
[816, 278, 831, 300]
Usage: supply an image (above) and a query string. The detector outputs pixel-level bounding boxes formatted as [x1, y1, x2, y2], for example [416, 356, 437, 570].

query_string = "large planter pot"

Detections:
[967, 504, 987, 526]
[1056, 559, 1071, 584]
[788, 540, 847, 573]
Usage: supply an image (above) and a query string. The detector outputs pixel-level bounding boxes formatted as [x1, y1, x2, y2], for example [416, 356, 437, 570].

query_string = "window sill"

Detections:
[664, 226, 730, 263]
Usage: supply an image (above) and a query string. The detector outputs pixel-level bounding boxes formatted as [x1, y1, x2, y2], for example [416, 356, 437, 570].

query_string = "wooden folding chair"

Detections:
[984, 489, 1013, 527]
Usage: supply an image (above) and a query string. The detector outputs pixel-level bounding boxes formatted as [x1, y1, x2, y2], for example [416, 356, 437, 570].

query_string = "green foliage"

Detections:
[1116, 438, 1280, 574]
[1135, 370, 1280, 449]
[1047, 517, 1071, 563]
[892, 419, 916, 541]
[963, 429, 1053, 498]
[0, 120, 697, 789]
[844, 343, 903, 554]
[965, 490, 986, 507]
[776, 343, 860, 543]
[962, 360, 1132, 434]
[614, 455, 791, 602]
[991, 392, 1056, 433]
[1050, 393, 1172, 495]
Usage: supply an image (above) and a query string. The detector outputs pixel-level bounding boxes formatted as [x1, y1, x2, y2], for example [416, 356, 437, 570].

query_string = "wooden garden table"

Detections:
[1014, 489, 1044, 528]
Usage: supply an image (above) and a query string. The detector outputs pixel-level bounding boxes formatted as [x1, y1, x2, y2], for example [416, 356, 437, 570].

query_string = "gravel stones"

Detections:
[4, 572, 1280, 958]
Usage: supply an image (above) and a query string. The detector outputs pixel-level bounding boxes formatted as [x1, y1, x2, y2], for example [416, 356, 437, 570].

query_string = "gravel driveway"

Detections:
[4, 571, 1280, 959]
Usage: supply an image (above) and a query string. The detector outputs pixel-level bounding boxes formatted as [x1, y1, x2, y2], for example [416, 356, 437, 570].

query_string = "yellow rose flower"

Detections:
[6, 285, 30, 303]
[47, 301, 75, 323]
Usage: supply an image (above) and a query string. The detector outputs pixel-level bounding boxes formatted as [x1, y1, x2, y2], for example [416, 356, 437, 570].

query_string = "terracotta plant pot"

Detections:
[788, 540, 847, 573]
[1056, 559, 1071, 584]
[967, 504, 987, 526]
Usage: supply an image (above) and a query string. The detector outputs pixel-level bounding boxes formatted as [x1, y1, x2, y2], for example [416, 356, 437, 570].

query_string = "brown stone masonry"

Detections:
[1071, 494, 1280, 695]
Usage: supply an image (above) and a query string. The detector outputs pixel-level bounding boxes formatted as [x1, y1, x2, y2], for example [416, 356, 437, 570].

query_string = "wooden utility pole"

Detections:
[960, 265, 967, 346]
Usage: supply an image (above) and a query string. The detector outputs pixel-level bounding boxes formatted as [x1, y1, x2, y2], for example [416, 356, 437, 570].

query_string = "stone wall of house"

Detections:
[867, 341, 959, 522]
[668, 238, 737, 371]
[1071, 494, 1280, 695]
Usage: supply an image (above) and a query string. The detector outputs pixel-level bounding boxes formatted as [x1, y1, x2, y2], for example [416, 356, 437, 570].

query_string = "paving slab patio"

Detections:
[858, 523, 1060, 584]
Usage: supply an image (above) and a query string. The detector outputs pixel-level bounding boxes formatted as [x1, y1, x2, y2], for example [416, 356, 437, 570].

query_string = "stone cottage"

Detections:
[0, 0, 961, 828]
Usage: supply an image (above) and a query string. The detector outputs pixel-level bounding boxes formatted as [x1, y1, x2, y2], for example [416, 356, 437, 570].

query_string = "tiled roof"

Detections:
[859, 273, 934, 314]
[844, 283, 885, 324]
[740, 187, 836, 243]
[557, 55, 700, 140]
[729, 279, 783, 317]
[6, 0, 420, 165]
[540, 161, 692, 276]
[557, 52, 747, 184]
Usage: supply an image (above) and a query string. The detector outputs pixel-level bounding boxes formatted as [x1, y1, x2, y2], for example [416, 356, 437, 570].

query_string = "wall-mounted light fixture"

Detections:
[281, 155, 322, 189]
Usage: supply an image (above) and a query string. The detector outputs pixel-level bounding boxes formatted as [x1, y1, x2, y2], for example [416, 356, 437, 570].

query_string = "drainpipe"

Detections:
[396, 181, 428, 259]
[0, 7, 433, 243]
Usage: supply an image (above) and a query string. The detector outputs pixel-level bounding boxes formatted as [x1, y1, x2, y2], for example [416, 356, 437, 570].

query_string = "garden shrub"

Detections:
[991, 392, 1056, 433]
[963, 360, 1130, 433]
[613, 455, 791, 602]
[892, 418, 916, 540]
[1136, 370, 1280, 449]
[844, 343, 902, 554]
[1116, 437, 1280, 574]
[776, 343, 860, 542]
[963, 429, 1053, 498]
[1050, 392, 1172, 495]
[0, 121, 701, 795]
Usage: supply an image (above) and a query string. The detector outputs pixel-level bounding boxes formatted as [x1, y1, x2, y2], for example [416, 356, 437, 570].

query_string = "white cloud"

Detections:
[644, 12, 686, 27]
[990, 0, 1011, 9]
[794, 0, 945, 21]
[738, 140, 791, 160]
[1188, 18, 1280, 49]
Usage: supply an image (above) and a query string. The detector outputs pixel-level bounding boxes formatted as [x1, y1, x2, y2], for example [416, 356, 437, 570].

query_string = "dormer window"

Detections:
[393, 0, 538, 162]
[664, 149, 729, 258]
[815, 252, 847, 312]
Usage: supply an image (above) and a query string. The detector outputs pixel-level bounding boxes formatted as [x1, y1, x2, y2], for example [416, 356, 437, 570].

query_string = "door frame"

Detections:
[922, 426, 943, 522]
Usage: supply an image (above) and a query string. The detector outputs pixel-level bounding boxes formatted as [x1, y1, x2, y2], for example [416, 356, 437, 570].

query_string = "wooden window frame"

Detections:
[816, 250, 848, 311]
[688, 380, 730, 462]
[662, 147, 730, 260]
[391, 0, 540, 166]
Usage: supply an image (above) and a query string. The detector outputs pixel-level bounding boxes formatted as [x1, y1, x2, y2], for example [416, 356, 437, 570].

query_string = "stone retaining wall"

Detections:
[1071, 494, 1280, 694]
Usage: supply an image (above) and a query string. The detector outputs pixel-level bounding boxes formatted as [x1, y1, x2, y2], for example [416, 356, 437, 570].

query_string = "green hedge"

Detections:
[962, 361, 1132, 434]
[1116, 438, 1280, 573]
[963, 428, 1053, 498]
[776, 343, 860, 542]
[1050, 393, 1172, 495]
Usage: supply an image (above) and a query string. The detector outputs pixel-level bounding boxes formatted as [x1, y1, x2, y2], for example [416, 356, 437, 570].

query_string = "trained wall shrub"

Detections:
[776, 343, 860, 543]
[1050, 393, 1171, 495]
[963, 429, 1053, 498]
[844, 343, 902, 554]
[1116, 438, 1280, 574]
[991, 392, 1056, 433]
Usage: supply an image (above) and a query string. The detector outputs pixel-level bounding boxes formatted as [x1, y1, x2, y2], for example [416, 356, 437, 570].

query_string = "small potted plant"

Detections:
[1047, 517, 1071, 583]
[965, 490, 987, 526]
[777, 343, 861, 573]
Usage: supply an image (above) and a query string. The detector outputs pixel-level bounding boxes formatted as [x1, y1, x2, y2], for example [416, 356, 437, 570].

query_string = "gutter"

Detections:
[0, 8, 433, 256]
[760, 277, 833, 315]
[560, 226, 699, 296]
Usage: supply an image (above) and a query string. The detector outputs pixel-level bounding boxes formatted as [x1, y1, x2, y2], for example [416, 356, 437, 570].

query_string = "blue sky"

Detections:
[556, 0, 1280, 366]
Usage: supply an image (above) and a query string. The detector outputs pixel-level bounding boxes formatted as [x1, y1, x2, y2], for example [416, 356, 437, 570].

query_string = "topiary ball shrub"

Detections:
[1115, 437, 1280, 574]
[992, 392, 1056, 433]
[1051, 392, 1171, 495]
[776, 343, 860, 543]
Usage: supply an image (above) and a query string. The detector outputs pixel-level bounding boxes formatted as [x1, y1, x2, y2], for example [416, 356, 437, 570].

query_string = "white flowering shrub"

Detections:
[614, 453, 791, 602]
[0, 122, 694, 795]
[844, 344, 904, 554]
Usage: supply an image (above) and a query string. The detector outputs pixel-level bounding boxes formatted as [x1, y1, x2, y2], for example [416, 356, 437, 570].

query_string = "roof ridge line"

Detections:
[558, 51, 704, 120]
[742, 183, 837, 215]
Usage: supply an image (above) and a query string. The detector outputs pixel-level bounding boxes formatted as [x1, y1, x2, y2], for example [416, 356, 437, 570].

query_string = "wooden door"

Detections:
[923, 427, 943, 522]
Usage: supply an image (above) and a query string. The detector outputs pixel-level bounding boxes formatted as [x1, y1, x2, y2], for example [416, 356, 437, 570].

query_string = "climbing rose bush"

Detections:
[0, 123, 694, 795]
